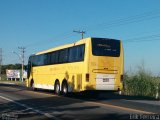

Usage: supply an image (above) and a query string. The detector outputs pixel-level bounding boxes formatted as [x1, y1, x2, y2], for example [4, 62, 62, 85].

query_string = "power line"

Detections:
[25, 9, 160, 50]
[124, 33, 160, 43]
[125, 34, 160, 41]
[25, 31, 74, 48]
[85, 9, 160, 32]
[125, 38, 160, 43]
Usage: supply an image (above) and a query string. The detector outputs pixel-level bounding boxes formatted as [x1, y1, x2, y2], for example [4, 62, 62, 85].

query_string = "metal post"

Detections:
[73, 30, 85, 39]
[18, 47, 25, 82]
[13, 47, 25, 82]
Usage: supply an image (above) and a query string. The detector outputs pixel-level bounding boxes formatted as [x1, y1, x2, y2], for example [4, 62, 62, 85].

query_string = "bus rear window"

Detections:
[92, 38, 120, 57]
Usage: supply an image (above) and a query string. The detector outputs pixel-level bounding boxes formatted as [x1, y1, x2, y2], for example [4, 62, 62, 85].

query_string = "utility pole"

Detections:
[0, 48, 2, 80]
[73, 30, 85, 39]
[18, 47, 25, 82]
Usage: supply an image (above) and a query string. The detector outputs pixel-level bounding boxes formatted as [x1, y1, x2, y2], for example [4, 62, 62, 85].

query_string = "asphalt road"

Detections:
[0, 83, 160, 120]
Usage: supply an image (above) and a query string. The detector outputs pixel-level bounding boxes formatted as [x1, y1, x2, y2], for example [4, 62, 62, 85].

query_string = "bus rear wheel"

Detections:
[62, 82, 68, 95]
[55, 81, 60, 95]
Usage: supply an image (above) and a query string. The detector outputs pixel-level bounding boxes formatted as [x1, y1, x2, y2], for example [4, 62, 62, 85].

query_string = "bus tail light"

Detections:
[86, 74, 89, 82]
[121, 75, 123, 83]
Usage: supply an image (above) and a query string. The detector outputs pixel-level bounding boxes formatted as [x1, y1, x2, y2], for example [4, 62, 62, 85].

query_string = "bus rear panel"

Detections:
[85, 38, 123, 92]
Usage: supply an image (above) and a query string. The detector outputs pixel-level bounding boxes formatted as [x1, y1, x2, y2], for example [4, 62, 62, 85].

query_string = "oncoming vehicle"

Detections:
[26, 37, 124, 95]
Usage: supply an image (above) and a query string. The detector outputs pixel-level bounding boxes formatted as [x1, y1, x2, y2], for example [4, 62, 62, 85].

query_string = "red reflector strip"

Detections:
[86, 74, 89, 82]
[121, 75, 123, 82]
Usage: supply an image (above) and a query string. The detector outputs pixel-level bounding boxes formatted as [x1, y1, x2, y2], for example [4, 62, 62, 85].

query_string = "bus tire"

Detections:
[30, 80, 37, 91]
[62, 81, 68, 96]
[118, 90, 122, 95]
[54, 81, 60, 95]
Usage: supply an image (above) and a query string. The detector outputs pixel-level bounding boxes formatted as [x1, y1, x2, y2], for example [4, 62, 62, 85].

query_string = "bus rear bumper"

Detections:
[96, 84, 114, 90]
[96, 84, 122, 91]
[85, 84, 122, 91]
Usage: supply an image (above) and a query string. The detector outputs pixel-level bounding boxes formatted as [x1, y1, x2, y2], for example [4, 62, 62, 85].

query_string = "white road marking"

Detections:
[0, 95, 62, 120]
[0, 82, 15, 85]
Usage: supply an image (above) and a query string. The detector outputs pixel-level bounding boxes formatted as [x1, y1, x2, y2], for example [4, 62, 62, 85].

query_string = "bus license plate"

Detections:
[103, 78, 109, 82]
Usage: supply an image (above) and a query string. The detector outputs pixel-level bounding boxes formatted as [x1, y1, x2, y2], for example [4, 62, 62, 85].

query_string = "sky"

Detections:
[0, 0, 160, 75]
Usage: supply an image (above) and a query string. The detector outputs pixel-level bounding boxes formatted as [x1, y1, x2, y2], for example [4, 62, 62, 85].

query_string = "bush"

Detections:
[0, 74, 7, 81]
[123, 66, 160, 99]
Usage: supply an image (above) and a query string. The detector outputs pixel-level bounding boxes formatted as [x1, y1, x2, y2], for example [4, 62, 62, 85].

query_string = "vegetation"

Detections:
[1, 63, 160, 99]
[1, 64, 27, 74]
[123, 65, 160, 99]
[0, 64, 27, 86]
[0, 74, 25, 86]
[0, 74, 7, 81]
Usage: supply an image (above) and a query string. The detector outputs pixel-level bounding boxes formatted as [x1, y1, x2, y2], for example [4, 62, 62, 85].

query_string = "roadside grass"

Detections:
[0, 74, 7, 81]
[0, 74, 25, 86]
[123, 66, 160, 99]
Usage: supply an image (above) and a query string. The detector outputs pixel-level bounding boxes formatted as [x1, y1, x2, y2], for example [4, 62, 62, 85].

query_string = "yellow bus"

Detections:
[26, 37, 124, 95]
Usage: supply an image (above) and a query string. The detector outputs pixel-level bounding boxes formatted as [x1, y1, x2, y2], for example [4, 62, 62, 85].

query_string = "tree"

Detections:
[1, 64, 27, 74]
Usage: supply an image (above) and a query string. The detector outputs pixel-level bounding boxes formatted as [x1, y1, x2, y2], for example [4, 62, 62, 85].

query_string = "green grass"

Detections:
[123, 66, 160, 99]
[0, 74, 25, 86]
[0, 74, 7, 81]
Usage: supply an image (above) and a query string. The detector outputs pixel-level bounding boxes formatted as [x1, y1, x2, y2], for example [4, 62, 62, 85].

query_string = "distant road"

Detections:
[0, 83, 159, 120]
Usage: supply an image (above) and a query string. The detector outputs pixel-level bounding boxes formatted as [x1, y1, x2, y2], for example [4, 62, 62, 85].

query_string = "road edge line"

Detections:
[0, 95, 62, 120]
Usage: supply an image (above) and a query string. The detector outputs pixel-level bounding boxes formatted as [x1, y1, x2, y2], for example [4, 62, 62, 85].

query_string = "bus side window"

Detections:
[68, 47, 76, 62]
[58, 49, 68, 63]
[51, 51, 59, 64]
[77, 45, 85, 61]
[38, 55, 43, 66]
[32, 56, 38, 66]
[27, 60, 31, 78]
[44, 53, 50, 65]
[68, 44, 85, 62]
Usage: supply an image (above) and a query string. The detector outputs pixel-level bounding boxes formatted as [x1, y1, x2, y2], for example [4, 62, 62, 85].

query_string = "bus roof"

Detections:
[35, 37, 91, 55]
[32, 37, 121, 56]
